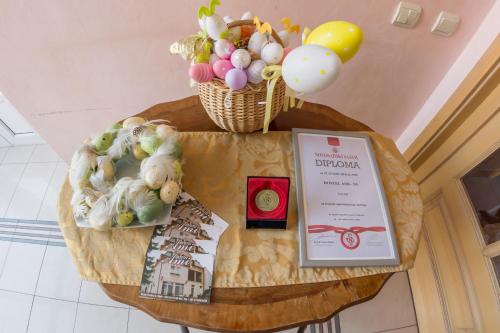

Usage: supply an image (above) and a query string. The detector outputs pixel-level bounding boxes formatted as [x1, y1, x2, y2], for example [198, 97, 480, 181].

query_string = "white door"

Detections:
[0, 92, 43, 146]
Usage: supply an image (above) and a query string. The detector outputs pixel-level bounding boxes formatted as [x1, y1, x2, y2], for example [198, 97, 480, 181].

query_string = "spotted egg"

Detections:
[281, 44, 341, 94]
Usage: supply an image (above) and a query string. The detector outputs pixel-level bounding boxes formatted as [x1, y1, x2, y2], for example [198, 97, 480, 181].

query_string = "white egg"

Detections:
[281, 44, 341, 94]
[278, 30, 290, 47]
[248, 31, 268, 56]
[214, 39, 235, 59]
[230, 49, 251, 69]
[241, 11, 253, 20]
[223, 16, 234, 23]
[205, 14, 227, 40]
[246, 60, 267, 84]
[261, 43, 284, 65]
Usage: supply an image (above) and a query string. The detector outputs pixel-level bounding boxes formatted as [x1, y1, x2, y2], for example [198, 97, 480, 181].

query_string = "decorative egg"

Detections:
[278, 30, 290, 47]
[99, 157, 115, 180]
[240, 11, 253, 20]
[279, 47, 292, 65]
[230, 49, 251, 69]
[188, 63, 214, 83]
[214, 39, 235, 59]
[246, 60, 267, 84]
[281, 44, 341, 94]
[144, 166, 167, 190]
[225, 68, 248, 90]
[156, 124, 175, 140]
[205, 14, 228, 40]
[261, 43, 284, 65]
[160, 180, 181, 204]
[223, 16, 234, 23]
[137, 199, 164, 223]
[212, 59, 234, 79]
[248, 31, 268, 55]
[209, 53, 220, 66]
[115, 211, 134, 227]
[140, 136, 162, 155]
[93, 133, 114, 154]
[132, 144, 148, 160]
[304, 21, 363, 63]
[123, 117, 145, 129]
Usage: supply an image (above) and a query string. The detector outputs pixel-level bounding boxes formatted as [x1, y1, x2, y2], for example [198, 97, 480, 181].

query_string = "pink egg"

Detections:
[225, 68, 247, 90]
[279, 47, 292, 65]
[188, 63, 214, 83]
[212, 59, 234, 79]
[214, 39, 236, 60]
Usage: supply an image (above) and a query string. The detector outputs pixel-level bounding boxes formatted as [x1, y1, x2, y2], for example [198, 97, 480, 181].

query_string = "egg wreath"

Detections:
[69, 116, 183, 230]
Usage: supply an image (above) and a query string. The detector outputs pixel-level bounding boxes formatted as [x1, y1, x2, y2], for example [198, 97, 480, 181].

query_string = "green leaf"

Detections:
[208, 0, 221, 16]
[197, 6, 210, 19]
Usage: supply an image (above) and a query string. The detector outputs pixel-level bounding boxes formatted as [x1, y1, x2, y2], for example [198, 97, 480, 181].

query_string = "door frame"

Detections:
[404, 36, 500, 332]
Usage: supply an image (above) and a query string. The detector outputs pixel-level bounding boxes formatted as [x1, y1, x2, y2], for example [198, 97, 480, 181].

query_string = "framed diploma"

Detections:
[292, 129, 400, 267]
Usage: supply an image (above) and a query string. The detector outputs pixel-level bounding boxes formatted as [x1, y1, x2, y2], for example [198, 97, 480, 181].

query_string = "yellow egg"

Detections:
[99, 157, 115, 180]
[160, 180, 181, 204]
[132, 144, 148, 160]
[304, 21, 363, 63]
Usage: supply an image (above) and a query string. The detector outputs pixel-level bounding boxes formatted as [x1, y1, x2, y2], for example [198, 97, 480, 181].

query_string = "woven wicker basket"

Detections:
[198, 20, 286, 133]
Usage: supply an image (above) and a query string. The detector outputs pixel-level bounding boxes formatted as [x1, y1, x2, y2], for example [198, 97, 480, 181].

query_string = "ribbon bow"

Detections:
[261, 65, 305, 133]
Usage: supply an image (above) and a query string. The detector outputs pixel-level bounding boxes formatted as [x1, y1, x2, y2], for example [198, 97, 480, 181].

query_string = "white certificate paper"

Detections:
[292, 129, 399, 267]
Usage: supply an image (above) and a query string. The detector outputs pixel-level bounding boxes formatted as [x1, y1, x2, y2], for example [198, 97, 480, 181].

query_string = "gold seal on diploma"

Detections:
[255, 189, 280, 212]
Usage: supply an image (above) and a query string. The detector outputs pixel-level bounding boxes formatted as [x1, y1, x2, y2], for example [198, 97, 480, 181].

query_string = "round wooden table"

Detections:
[101, 96, 392, 332]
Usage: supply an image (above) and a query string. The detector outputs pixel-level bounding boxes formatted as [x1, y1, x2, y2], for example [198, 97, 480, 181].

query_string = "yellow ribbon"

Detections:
[261, 65, 282, 134]
[262, 65, 304, 134]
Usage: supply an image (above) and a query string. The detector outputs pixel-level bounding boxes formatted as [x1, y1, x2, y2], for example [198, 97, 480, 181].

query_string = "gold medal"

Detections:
[255, 189, 280, 212]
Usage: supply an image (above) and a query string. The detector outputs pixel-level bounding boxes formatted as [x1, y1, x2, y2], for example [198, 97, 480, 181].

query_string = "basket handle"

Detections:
[227, 19, 284, 47]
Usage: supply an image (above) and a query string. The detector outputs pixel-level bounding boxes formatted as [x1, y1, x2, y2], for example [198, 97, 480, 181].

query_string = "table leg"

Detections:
[297, 326, 307, 333]
[180, 325, 190, 333]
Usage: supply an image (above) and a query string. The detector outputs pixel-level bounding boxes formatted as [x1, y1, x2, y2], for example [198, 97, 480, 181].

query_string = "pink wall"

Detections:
[0, 0, 495, 161]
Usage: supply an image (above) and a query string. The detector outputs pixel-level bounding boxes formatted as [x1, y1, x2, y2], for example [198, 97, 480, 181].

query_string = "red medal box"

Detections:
[246, 176, 290, 229]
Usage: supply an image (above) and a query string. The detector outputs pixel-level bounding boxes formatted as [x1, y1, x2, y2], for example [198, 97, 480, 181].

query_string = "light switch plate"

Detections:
[431, 11, 460, 36]
[391, 1, 422, 28]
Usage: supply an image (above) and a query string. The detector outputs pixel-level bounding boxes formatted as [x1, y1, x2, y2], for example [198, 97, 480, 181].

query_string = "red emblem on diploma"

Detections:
[308, 225, 386, 250]
[340, 231, 360, 249]
[327, 137, 340, 146]
[327, 137, 340, 153]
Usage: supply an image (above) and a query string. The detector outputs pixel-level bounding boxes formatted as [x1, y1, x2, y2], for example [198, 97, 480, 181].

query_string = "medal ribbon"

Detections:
[307, 225, 386, 234]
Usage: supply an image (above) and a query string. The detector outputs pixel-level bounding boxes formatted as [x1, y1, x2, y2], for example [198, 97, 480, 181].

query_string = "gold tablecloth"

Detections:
[58, 131, 422, 287]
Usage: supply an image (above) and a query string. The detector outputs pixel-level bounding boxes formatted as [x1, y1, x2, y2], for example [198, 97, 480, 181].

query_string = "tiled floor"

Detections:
[0, 144, 419, 333]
